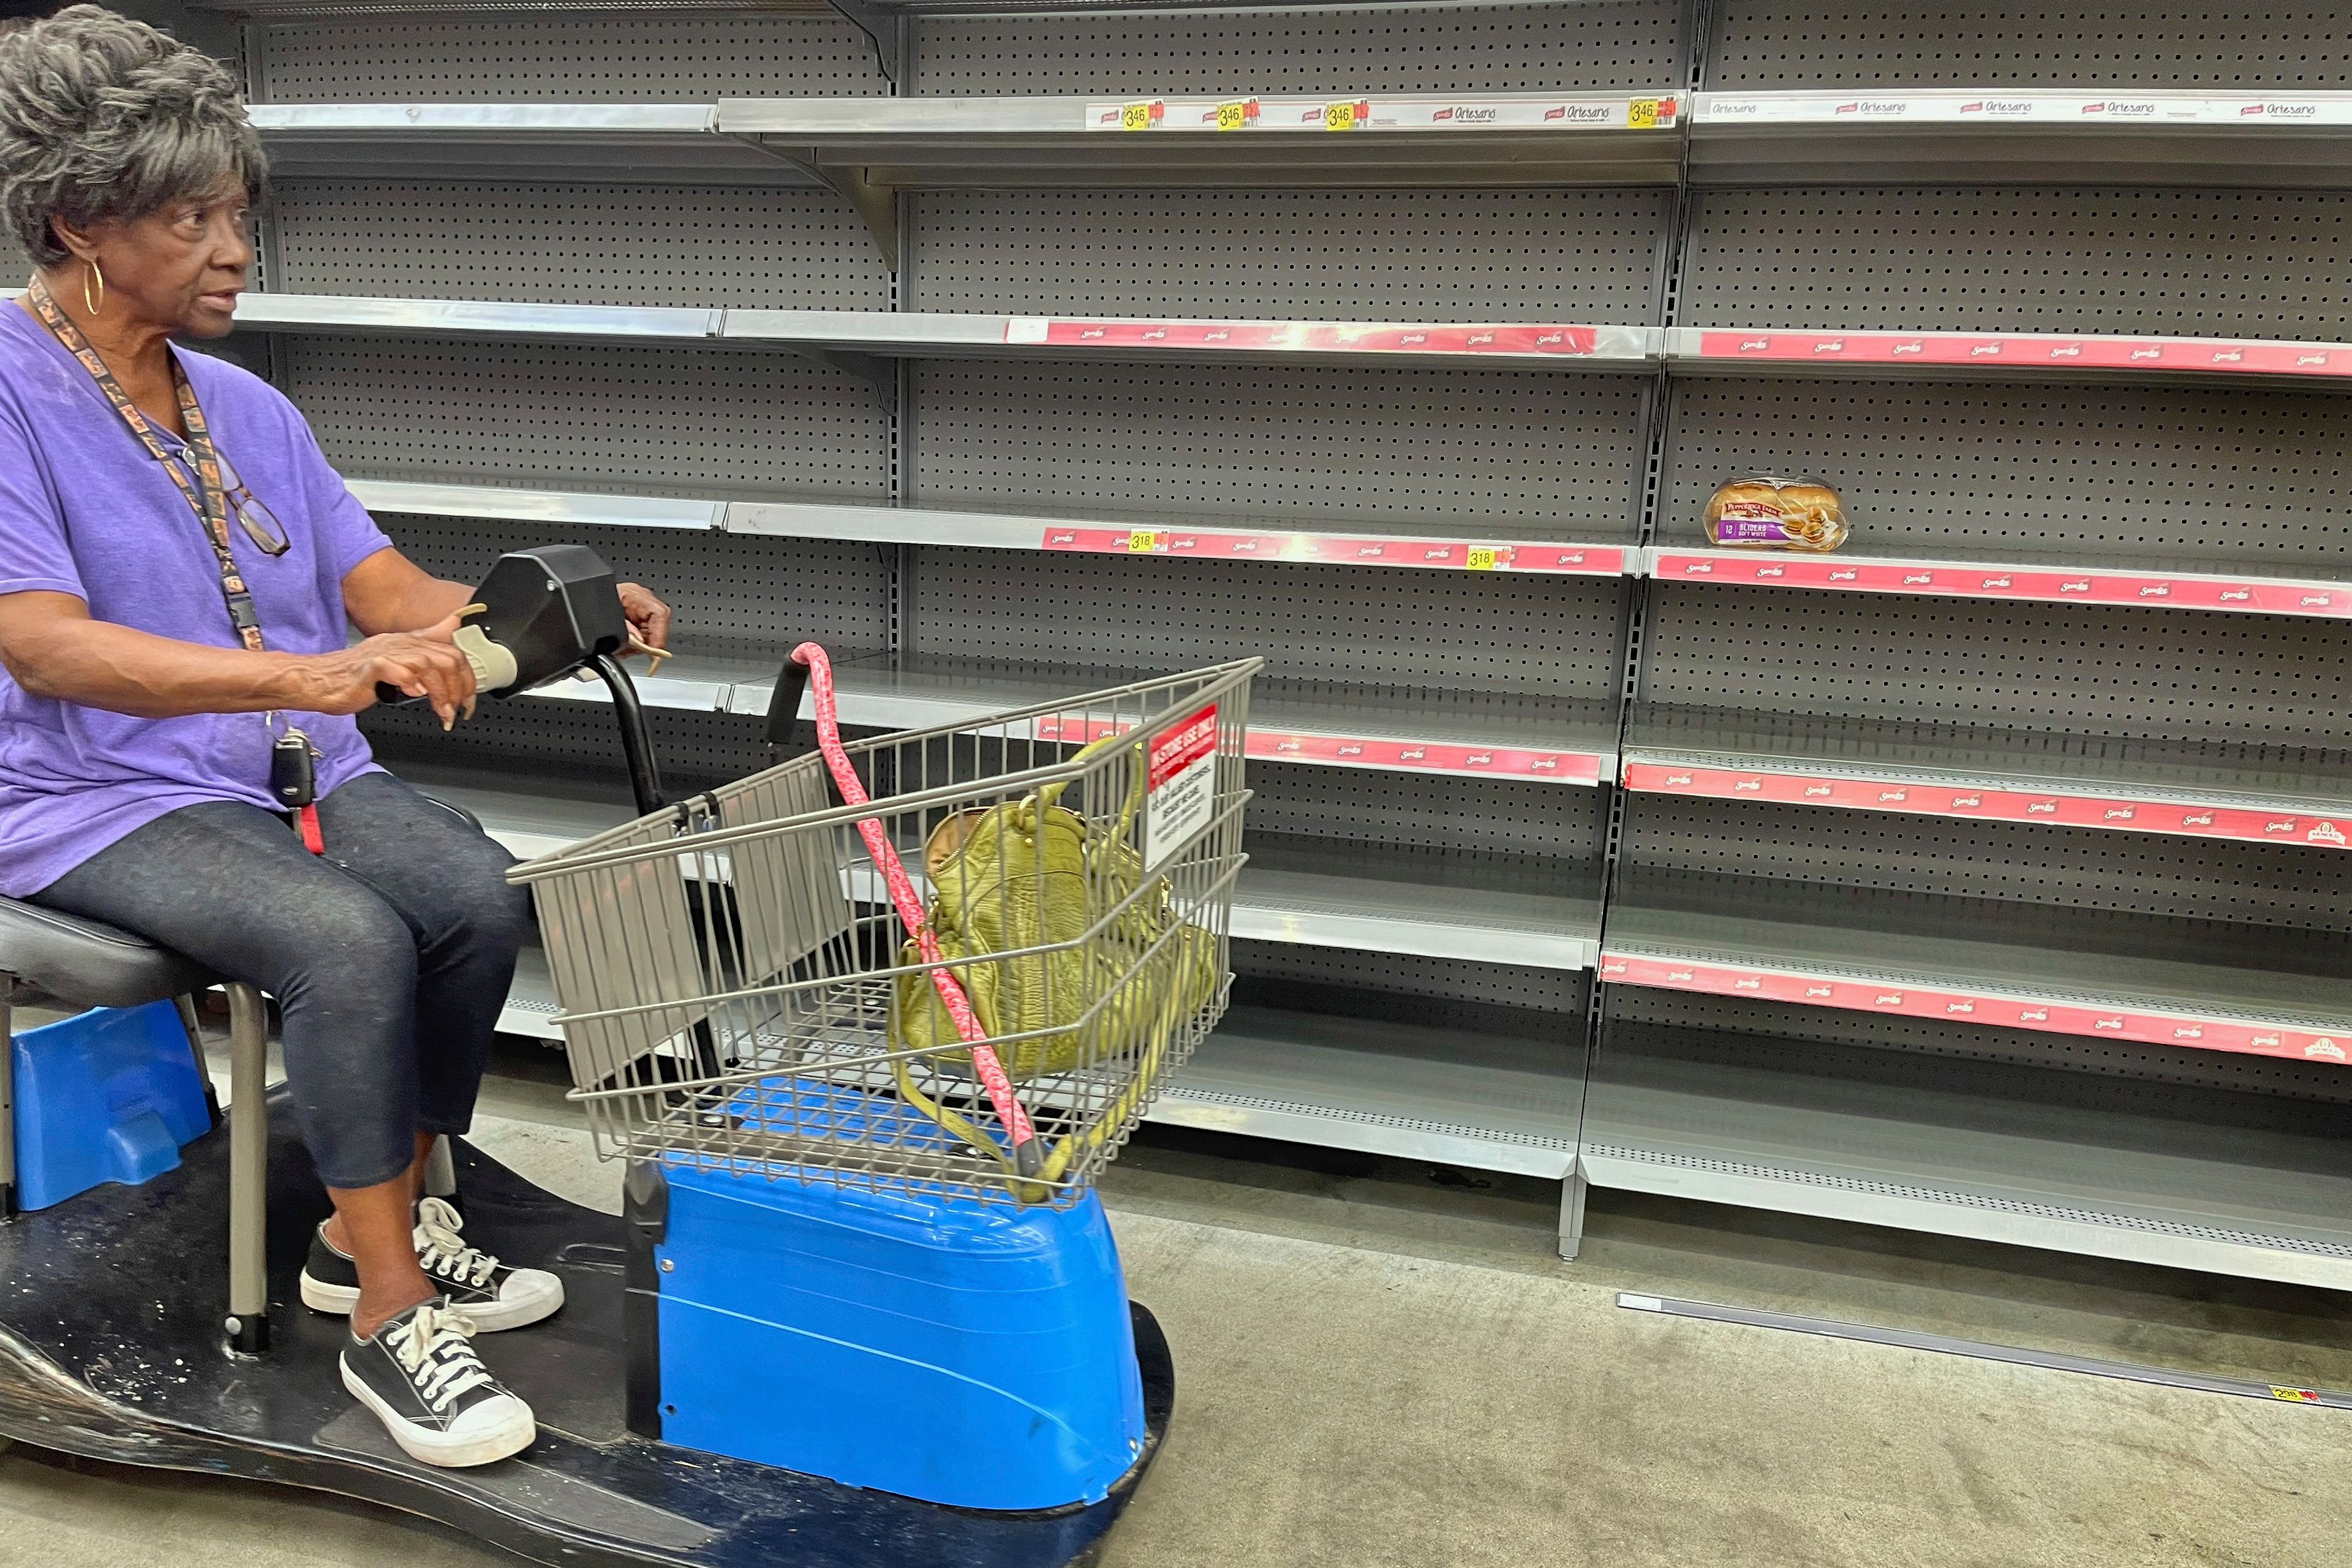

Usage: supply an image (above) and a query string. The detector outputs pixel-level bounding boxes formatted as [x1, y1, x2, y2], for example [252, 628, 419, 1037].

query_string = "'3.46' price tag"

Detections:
[1627, 97, 1662, 128]
[1217, 100, 1249, 131]
[1324, 100, 1359, 131]
[1121, 102, 1154, 131]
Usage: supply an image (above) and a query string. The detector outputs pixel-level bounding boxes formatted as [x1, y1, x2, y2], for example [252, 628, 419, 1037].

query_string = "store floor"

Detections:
[5, 1036, 2348, 1568]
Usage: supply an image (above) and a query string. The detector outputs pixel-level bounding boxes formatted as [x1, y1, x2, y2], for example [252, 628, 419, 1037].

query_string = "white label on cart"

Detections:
[1145, 703, 1219, 871]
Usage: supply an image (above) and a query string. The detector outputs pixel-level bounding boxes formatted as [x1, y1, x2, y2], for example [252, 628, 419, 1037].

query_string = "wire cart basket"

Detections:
[510, 653, 1261, 1208]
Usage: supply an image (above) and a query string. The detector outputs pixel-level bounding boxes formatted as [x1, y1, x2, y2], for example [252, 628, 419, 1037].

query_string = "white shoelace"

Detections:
[387, 1302, 496, 1414]
[413, 1196, 500, 1290]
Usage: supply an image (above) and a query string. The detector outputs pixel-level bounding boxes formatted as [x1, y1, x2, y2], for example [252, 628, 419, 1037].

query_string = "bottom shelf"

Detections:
[1582, 1023, 2352, 1291]
[1154, 1005, 1580, 1180]
[497, 979, 1580, 1181]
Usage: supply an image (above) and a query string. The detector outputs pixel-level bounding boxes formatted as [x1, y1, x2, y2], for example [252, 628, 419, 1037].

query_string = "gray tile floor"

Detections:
[4, 1038, 2348, 1567]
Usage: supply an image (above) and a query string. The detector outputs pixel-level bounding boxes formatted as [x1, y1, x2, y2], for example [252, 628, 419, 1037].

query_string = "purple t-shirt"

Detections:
[0, 303, 392, 896]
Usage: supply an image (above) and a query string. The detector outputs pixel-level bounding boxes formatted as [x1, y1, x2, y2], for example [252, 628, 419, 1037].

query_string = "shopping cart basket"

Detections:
[510, 647, 1261, 1207]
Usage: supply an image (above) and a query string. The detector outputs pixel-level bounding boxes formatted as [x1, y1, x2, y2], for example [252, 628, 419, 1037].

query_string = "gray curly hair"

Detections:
[0, 6, 265, 270]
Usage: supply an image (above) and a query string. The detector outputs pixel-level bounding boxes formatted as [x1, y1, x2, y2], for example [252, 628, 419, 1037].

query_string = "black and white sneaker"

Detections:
[302, 1197, 565, 1332]
[341, 1298, 536, 1468]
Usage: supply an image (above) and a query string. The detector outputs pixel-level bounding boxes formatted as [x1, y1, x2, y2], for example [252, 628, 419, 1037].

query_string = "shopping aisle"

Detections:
[4, 1044, 2344, 1568]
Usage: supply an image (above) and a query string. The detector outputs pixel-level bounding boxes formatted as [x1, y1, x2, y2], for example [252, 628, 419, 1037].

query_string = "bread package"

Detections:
[1703, 475, 1849, 552]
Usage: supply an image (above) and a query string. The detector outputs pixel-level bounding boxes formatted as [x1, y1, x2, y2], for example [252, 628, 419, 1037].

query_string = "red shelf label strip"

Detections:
[1027, 717, 1602, 782]
[1599, 952, 2351, 1064]
[1653, 552, 2351, 617]
[1009, 320, 1605, 356]
[1621, 762, 2352, 849]
[1041, 526, 1623, 575]
[1693, 328, 2351, 379]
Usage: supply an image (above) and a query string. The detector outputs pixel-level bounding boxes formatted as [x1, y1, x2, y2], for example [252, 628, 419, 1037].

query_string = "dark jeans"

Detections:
[31, 771, 533, 1189]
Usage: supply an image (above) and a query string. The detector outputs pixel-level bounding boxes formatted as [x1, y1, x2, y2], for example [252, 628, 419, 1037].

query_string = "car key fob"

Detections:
[271, 726, 318, 809]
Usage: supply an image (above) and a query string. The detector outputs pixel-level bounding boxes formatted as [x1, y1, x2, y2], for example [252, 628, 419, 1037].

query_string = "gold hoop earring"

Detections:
[82, 258, 105, 317]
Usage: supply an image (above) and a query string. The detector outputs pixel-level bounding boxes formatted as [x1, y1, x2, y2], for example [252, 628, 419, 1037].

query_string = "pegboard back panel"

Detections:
[915, 2, 1679, 95]
[1621, 794, 2352, 930]
[284, 338, 886, 497]
[908, 545, 1623, 695]
[1605, 987, 2352, 1109]
[271, 183, 888, 311]
[1232, 937, 1588, 1028]
[911, 189, 1668, 320]
[1660, 379, 2352, 567]
[1682, 189, 2352, 340]
[378, 514, 889, 652]
[911, 361, 1645, 532]
[254, 15, 887, 100]
[1641, 581, 2352, 747]
[1247, 758, 1608, 861]
[367, 703, 774, 799]
[1708, 2, 2352, 89]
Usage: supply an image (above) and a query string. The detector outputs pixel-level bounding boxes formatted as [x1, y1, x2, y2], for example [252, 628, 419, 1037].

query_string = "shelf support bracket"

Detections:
[725, 134, 902, 265]
[825, 0, 902, 86]
[804, 349, 899, 412]
[1559, 1168, 1590, 1262]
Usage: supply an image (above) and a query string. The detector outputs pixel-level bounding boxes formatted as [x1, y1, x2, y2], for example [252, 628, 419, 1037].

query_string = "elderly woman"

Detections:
[0, 10, 671, 1468]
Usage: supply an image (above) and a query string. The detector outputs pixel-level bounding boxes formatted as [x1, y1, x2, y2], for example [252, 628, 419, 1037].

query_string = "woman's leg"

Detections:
[30, 799, 439, 1333]
[309, 771, 535, 1154]
[299, 772, 562, 1334]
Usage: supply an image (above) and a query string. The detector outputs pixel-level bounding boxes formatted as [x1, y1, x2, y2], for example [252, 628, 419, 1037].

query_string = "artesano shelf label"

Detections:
[1087, 95, 1676, 132]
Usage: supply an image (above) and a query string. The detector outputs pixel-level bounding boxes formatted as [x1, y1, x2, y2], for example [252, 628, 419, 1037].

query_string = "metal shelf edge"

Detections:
[1577, 1146, 2352, 1292]
[348, 478, 724, 531]
[1150, 1090, 1575, 1178]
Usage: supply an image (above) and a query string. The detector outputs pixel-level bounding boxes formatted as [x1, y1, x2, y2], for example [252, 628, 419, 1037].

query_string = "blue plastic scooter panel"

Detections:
[652, 1079, 1147, 1512]
[12, 1000, 210, 1212]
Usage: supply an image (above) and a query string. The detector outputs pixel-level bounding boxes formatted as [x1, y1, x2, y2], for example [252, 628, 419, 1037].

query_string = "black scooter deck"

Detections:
[0, 1093, 1172, 1567]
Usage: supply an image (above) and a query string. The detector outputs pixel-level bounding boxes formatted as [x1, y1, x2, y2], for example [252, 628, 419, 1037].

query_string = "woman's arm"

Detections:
[343, 549, 475, 637]
[0, 590, 479, 724]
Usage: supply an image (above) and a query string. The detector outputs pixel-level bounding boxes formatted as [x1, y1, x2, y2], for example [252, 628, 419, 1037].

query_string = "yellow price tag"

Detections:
[1627, 97, 1660, 129]
[1127, 530, 1161, 552]
[1121, 102, 1153, 132]
[1466, 546, 1500, 571]
[1216, 100, 1248, 132]
[1324, 101, 1357, 132]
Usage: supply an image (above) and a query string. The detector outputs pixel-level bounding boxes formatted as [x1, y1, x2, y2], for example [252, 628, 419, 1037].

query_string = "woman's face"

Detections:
[63, 175, 254, 338]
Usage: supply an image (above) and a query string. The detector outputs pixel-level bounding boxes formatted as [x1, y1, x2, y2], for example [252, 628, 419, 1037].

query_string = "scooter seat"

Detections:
[0, 898, 219, 1012]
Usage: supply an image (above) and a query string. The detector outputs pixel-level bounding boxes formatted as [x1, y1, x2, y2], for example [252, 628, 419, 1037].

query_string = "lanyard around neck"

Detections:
[26, 276, 265, 653]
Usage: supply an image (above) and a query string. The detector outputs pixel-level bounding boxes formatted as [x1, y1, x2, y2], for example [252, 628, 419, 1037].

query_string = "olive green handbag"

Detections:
[887, 734, 1222, 1184]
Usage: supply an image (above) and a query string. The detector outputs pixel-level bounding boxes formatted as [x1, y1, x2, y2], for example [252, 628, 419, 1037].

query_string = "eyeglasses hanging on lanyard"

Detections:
[25, 274, 325, 851]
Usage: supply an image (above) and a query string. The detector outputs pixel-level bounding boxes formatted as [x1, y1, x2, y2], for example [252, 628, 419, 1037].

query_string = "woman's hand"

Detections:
[619, 582, 671, 655]
[297, 613, 477, 729]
